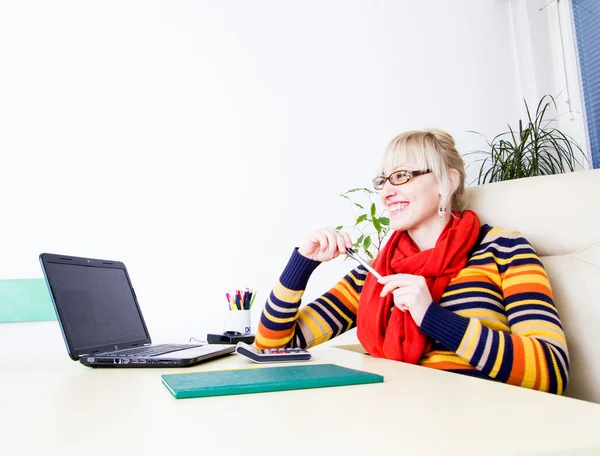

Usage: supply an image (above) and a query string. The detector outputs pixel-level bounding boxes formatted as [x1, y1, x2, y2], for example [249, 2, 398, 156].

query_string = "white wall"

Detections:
[508, 0, 589, 168]
[0, 1, 524, 349]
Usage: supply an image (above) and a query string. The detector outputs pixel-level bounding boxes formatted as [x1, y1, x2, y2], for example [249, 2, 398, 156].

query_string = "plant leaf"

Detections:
[468, 93, 583, 183]
[345, 187, 373, 195]
[355, 214, 368, 225]
[373, 217, 381, 233]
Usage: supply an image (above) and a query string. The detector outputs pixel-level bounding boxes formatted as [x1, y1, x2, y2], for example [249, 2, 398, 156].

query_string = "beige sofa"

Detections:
[466, 168, 600, 403]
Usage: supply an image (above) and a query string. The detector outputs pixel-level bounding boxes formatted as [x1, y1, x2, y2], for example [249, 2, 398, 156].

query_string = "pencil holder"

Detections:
[223, 309, 252, 335]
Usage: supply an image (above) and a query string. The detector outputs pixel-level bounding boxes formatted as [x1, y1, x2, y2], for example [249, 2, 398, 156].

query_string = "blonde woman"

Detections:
[256, 129, 569, 395]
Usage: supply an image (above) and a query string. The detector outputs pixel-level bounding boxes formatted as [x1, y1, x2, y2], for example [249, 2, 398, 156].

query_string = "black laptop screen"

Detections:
[45, 262, 148, 351]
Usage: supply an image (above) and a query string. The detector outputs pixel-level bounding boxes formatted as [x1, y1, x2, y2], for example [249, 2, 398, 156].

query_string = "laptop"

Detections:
[39, 253, 235, 368]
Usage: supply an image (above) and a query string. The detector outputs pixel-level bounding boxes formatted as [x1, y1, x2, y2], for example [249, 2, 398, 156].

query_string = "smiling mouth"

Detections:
[388, 202, 409, 214]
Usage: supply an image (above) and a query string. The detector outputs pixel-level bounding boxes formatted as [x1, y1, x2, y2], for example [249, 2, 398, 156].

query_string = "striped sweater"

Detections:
[256, 225, 570, 395]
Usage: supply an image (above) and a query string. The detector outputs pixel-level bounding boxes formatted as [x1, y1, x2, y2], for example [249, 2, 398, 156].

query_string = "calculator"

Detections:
[235, 342, 312, 363]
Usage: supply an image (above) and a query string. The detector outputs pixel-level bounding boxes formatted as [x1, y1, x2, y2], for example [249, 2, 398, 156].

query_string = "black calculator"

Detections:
[235, 342, 312, 363]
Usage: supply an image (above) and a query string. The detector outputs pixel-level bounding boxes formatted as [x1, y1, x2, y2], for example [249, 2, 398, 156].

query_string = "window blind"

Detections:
[572, 0, 600, 168]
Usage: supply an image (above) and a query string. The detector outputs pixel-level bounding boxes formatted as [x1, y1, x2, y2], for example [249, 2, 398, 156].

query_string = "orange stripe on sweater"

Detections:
[421, 360, 477, 371]
[536, 340, 550, 392]
[338, 280, 359, 310]
[256, 323, 295, 342]
[503, 282, 552, 298]
[449, 275, 487, 286]
[329, 285, 358, 314]
[508, 335, 526, 387]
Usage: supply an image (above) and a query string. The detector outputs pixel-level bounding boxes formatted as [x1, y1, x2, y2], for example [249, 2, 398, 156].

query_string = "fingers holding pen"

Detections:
[324, 227, 353, 259]
[324, 229, 339, 258]
[378, 274, 417, 297]
[299, 227, 353, 262]
[336, 229, 353, 254]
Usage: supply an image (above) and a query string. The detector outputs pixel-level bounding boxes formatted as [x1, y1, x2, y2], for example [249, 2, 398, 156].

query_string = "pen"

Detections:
[243, 289, 250, 310]
[346, 248, 383, 280]
[249, 290, 257, 309]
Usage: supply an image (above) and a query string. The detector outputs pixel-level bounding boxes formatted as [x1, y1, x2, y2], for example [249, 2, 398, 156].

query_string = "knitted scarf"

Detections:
[356, 210, 480, 363]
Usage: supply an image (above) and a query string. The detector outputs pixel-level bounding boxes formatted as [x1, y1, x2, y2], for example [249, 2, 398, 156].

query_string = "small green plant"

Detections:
[336, 187, 390, 259]
[466, 94, 587, 185]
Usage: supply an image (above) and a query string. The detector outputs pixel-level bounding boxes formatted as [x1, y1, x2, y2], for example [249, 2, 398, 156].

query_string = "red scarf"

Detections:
[357, 210, 480, 363]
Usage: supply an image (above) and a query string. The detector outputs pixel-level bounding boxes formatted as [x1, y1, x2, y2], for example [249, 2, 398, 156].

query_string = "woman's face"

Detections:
[378, 161, 441, 232]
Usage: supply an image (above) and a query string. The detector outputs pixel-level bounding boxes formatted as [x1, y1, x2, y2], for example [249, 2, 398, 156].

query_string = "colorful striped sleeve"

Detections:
[255, 248, 366, 350]
[420, 231, 570, 395]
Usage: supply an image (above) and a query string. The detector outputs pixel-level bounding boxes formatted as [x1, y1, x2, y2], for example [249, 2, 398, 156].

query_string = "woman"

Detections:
[256, 129, 569, 395]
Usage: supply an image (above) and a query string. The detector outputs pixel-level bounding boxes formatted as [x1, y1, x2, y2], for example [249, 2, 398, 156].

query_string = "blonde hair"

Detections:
[379, 129, 466, 212]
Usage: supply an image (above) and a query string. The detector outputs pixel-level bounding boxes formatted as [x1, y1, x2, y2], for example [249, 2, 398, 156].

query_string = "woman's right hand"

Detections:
[298, 227, 353, 262]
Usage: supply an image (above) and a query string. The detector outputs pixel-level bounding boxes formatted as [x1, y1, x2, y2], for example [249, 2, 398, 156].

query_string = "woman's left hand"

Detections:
[378, 274, 433, 326]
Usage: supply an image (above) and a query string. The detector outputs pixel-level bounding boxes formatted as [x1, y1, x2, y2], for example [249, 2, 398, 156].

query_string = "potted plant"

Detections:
[467, 94, 587, 185]
[336, 187, 390, 259]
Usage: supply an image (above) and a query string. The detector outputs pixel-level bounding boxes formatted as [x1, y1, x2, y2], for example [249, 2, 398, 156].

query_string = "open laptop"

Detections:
[39, 253, 235, 368]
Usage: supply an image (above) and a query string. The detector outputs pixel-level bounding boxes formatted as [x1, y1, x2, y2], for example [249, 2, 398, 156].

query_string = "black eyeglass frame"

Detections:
[372, 169, 432, 190]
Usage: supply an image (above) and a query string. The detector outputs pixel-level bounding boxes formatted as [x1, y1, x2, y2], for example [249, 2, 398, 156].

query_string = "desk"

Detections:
[2, 336, 600, 455]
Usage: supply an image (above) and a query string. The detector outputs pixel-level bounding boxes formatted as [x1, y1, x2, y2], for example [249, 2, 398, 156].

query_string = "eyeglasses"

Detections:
[372, 169, 432, 190]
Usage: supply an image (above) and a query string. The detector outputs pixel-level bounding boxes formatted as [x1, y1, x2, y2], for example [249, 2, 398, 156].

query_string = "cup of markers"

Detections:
[224, 288, 256, 335]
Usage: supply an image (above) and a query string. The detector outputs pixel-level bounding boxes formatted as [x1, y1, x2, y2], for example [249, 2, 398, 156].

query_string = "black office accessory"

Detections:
[207, 332, 256, 345]
[39, 253, 235, 368]
[235, 341, 312, 363]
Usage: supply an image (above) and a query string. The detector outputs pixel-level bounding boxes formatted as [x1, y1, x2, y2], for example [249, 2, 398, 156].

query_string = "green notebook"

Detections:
[161, 363, 384, 399]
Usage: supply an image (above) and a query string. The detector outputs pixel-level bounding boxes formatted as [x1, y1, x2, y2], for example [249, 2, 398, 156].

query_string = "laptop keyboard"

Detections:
[101, 343, 202, 357]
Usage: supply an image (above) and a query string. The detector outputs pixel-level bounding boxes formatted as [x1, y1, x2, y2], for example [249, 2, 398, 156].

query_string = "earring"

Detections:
[438, 206, 447, 218]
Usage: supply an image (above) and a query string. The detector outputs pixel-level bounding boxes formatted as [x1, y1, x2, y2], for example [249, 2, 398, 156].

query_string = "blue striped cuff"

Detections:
[420, 302, 469, 352]
[279, 248, 321, 291]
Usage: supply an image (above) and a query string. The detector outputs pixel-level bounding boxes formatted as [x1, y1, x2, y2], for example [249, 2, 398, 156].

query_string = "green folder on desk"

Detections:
[161, 363, 384, 399]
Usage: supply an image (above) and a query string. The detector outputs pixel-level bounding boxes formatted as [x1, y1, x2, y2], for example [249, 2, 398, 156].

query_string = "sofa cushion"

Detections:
[465, 168, 600, 403]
